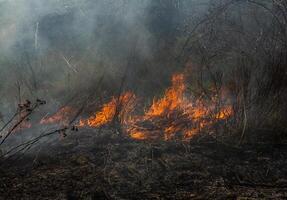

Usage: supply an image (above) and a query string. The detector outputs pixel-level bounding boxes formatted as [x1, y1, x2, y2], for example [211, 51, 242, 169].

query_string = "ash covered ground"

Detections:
[1, 129, 287, 199]
[1, 0, 287, 199]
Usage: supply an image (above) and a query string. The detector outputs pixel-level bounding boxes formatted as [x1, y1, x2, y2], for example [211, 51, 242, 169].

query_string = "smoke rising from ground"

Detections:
[0, 0, 158, 109]
[0, 0, 209, 112]
[0, 0, 286, 139]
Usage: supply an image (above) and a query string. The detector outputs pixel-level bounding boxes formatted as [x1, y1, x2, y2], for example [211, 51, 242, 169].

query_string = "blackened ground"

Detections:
[0, 129, 287, 199]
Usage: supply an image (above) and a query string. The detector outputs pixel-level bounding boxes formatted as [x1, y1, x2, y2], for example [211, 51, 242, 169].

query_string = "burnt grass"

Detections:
[1, 129, 287, 200]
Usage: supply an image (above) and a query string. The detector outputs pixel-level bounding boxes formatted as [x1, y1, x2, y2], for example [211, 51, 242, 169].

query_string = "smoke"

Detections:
[1, 0, 155, 60]
[0, 0, 158, 107]
[0, 0, 285, 153]
[0, 0, 280, 120]
[0, 0, 228, 119]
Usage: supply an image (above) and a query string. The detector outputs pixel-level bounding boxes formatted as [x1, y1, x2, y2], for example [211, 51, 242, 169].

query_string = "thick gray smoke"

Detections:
[0, 0, 281, 125]
[0, 0, 208, 111]
[1, 0, 286, 152]
[0, 0, 157, 110]
[0, 0, 152, 55]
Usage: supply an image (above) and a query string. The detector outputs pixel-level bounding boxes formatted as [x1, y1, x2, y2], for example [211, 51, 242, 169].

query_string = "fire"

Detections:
[79, 92, 137, 127]
[129, 131, 147, 140]
[5, 65, 233, 141]
[13, 121, 32, 132]
[34, 70, 233, 141]
[74, 72, 233, 141]
[87, 100, 117, 127]
[40, 106, 75, 125]
[126, 73, 196, 140]
[216, 106, 233, 119]
[125, 73, 233, 140]
[146, 74, 185, 117]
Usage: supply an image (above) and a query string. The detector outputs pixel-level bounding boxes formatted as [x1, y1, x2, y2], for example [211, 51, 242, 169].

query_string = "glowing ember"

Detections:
[216, 106, 233, 119]
[129, 131, 147, 140]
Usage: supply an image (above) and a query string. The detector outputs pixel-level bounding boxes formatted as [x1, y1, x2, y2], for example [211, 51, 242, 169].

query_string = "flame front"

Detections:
[40, 106, 75, 125]
[75, 72, 233, 141]
[146, 74, 185, 117]
[79, 92, 137, 128]
[30, 71, 234, 141]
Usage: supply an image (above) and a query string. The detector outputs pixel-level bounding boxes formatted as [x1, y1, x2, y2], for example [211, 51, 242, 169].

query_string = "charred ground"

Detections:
[1, 130, 287, 199]
[1, 0, 287, 199]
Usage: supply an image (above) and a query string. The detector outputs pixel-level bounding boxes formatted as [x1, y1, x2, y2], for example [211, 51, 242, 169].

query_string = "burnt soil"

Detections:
[1, 129, 287, 200]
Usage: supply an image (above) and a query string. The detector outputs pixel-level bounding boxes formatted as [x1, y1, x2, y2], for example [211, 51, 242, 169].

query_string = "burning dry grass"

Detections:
[77, 72, 233, 141]
[126, 74, 232, 140]
[40, 106, 76, 126]
[6, 71, 233, 142]
[81, 92, 137, 128]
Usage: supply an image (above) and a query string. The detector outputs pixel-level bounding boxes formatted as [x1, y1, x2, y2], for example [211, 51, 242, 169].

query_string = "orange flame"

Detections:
[36, 71, 233, 141]
[13, 121, 32, 132]
[79, 92, 137, 127]
[40, 106, 75, 125]
[126, 73, 233, 140]
[146, 74, 185, 117]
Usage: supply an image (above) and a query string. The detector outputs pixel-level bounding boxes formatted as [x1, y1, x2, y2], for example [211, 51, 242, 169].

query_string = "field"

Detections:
[1, 129, 287, 199]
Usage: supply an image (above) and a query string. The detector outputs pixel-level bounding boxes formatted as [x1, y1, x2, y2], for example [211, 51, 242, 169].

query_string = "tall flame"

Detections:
[146, 74, 185, 117]
[126, 73, 233, 140]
